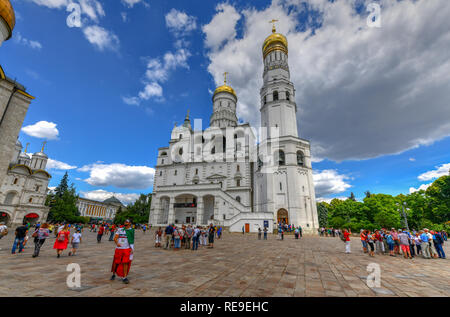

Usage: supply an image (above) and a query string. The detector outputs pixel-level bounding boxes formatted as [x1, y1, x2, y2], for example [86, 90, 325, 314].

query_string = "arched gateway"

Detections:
[277, 209, 289, 225]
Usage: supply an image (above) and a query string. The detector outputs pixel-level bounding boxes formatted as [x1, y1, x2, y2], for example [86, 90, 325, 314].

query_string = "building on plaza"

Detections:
[0, 141, 51, 226]
[77, 196, 124, 222]
[149, 23, 319, 233]
[0, 0, 51, 227]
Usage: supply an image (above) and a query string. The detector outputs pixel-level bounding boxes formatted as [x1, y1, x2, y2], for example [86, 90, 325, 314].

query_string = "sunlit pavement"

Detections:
[0, 229, 448, 297]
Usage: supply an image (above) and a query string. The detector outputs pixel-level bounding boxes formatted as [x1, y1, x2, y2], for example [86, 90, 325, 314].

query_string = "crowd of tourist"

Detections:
[156, 224, 223, 251]
[338, 227, 447, 259]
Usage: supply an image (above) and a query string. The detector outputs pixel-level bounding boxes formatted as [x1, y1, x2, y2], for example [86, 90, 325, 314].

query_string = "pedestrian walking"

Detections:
[155, 227, 162, 248]
[111, 220, 135, 284]
[263, 227, 268, 240]
[11, 224, 28, 254]
[68, 229, 82, 256]
[53, 224, 70, 258]
[208, 224, 215, 248]
[32, 223, 49, 258]
[97, 224, 105, 243]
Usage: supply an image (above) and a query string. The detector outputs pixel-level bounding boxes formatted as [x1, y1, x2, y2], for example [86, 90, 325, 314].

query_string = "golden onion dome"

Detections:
[213, 72, 237, 99]
[0, 0, 15, 40]
[213, 84, 236, 99]
[262, 24, 288, 59]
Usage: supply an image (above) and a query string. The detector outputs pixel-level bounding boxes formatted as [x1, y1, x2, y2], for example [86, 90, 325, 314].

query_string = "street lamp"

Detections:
[396, 201, 409, 231]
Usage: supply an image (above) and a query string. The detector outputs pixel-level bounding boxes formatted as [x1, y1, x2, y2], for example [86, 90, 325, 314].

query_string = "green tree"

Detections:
[317, 202, 328, 227]
[46, 173, 79, 223]
[114, 194, 152, 224]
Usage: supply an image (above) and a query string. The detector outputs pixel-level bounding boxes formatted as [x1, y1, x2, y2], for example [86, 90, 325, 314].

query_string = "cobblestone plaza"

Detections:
[0, 229, 448, 297]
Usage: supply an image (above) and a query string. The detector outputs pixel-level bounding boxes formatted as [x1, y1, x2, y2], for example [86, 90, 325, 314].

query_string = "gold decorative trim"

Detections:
[0, 64, 5, 80]
[32, 169, 51, 178]
[9, 164, 32, 175]
[263, 45, 288, 59]
[16, 89, 35, 100]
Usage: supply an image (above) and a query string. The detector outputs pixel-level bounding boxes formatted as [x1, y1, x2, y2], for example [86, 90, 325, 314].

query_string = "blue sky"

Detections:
[2, 0, 450, 204]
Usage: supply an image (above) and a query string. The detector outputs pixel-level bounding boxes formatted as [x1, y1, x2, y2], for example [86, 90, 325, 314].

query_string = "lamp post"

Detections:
[396, 202, 409, 231]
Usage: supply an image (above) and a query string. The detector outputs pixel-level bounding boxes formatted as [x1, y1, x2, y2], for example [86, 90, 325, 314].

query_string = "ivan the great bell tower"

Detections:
[254, 21, 319, 233]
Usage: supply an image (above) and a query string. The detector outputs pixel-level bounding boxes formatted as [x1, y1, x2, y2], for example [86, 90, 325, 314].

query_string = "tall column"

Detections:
[167, 196, 175, 224]
[196, 196, 203, 226]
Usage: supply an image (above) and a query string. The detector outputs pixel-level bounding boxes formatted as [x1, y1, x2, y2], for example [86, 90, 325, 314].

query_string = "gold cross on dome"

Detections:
[41, 141, 47, 152]
[223, 72, 228, 84]
[269, 19, 278, 32]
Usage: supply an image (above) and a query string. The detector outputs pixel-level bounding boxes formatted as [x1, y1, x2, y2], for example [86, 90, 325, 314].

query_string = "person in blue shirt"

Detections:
[433, 231, 446, 259]
[420, 230, 431, 259]
[164, 224, 174, 249]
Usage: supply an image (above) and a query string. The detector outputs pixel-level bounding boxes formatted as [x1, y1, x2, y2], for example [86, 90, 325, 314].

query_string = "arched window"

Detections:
[236, 165, 240, 172]
[236, 180, 240, 187]
[297, 151, 304, 167]
[273, 91, 279, 101]
[286, 91, 290, 101]
[179, 147, 183, 155]
[280, 182, 282, 191]
[211, 146, 215, 154]
[4, 192, 16, 205]
[161, 159, 164, 164]
[278, 150, 285, 166]
[13, 178, 18, 185]
[29, 198, 33, 203]
[195, 169, 198, 175]
[179, 134, 182, 139]
[236, 196, 241, 203]
[174, 170, 177, 176]
[161, 152, 167, 156]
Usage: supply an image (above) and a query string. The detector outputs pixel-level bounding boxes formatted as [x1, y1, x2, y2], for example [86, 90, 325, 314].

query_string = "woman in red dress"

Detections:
[53, 224, 70, 258]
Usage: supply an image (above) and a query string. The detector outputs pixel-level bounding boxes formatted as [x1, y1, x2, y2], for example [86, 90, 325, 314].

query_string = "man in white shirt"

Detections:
[0, 222, 8, 250]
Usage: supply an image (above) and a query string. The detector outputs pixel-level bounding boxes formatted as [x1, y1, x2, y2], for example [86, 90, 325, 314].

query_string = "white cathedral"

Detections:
[149, 24, 319, 233]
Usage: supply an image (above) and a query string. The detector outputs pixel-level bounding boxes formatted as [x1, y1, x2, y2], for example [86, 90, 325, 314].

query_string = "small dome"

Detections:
[0, 0, 15, 40]
[33, 151, 48, 159]
[262, 28, 288, 59]
[213, 84, 237, 99]
[19, 152, 31, 160]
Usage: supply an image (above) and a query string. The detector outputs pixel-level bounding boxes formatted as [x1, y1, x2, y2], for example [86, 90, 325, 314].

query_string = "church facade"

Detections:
[149, 25, 319, 233]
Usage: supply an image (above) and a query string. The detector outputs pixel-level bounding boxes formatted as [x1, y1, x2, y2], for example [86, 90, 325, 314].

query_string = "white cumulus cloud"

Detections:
[203, 0, 450, 162]
[82, 25, 120, 51]
[14, 32, 42, 50]
[417, 163, 450, 181]
[80, 189, 140, 205]
[409, 183, 432, 194]
[21, 121, 60, 140]
[202, 3, 240, 51]
[46, 158, 77, 170]
[313, 169, 352, 198]
[78, 163, 155, 189]
[165, 8, 197, 37]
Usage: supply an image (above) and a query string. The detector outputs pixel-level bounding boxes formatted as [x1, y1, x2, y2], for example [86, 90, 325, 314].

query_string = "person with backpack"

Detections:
[32, 223, 50, 258]
[192, 226, 200, 251]
[294, 227, 299, 239]
[53, 224, 70, 258]
[11, 224, 28, 254]
[386, 231, 395, 256]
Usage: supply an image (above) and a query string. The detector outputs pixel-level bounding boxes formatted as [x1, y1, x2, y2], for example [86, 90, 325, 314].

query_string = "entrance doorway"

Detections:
[23, 213, 39, 225]
[0, 212, 11, 226]
[277, 209, 289, 225]
[245, 223, 250, 233]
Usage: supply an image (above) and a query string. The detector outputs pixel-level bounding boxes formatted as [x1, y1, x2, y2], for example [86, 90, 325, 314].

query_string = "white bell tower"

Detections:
[255, 20, 319, 233]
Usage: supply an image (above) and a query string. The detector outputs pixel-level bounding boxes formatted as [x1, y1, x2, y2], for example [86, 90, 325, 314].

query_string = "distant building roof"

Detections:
[103, 196, 123, 206]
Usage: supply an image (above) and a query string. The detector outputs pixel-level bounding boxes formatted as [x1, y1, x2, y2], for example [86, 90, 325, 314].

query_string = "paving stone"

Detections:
[0, 230, 448, 297]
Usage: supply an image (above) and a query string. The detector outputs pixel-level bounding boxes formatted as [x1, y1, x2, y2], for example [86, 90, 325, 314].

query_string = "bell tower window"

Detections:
[273, 91, 279, 101]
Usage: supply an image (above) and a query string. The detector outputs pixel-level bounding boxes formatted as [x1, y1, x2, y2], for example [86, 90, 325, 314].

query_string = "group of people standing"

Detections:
[358, 228, 447, 259]
[156, 224, 221, 251]
[277, 223, 303, 240]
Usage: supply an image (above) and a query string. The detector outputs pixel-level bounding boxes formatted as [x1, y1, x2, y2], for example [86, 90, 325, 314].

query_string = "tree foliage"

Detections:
[114, 194, 152, 224]
[317, 175, 450, 231]
[46, 172, 87, 223]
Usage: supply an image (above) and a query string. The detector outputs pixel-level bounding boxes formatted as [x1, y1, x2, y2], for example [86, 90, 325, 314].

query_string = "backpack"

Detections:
[339, 231, 346, 242]
[57, 232, 65, 242]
